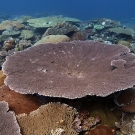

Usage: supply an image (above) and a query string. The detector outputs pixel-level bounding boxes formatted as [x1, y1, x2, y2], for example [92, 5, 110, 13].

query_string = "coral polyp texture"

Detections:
[2, 40, 135, 98]
[0, 101, 20, 135]
[16, 102, 78, 135]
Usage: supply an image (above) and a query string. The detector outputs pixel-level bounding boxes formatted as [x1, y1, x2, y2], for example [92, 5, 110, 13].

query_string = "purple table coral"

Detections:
[2, 40, 135, 99]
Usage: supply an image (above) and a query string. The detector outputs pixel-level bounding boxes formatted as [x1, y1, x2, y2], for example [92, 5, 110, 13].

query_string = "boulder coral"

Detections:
[34, 35, 70, 46]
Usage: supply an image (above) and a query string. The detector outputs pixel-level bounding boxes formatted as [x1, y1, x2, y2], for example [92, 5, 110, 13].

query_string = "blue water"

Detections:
[0, 0, 135, 21]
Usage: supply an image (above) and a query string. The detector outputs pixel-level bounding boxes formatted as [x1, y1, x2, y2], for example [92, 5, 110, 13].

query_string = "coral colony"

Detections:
[0, 15, 135, 135]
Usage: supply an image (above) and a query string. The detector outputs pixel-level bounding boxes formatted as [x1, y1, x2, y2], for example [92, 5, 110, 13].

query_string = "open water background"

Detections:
[0, 0, 135, 22]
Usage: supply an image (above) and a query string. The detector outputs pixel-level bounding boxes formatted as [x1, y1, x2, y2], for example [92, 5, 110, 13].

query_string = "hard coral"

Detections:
[70, 31, 87, 41]
[0, 101, 20, 135]
[0, 85, 42, 115]
[0, 20, 24, 30]
[109, 27, 134, 36]
[17, 102, 78, 135]
[27, 16, 80, 28]
[115, 87, 135, 113]
[43, 22, 78, 36]
[73, 110, 100, 133]
[34, 35, 70, 46]
[115, 113, 135, 134]
[2, 40, 135, 99]
[3, 37, 15, 51]
[0, 70, 6, 86]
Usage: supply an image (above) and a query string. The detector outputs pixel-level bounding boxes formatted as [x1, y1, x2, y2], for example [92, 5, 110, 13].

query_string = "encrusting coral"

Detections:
[0, 85, 42, 115]
[16, 102, 78, 135]
[2, 40, 135, 99]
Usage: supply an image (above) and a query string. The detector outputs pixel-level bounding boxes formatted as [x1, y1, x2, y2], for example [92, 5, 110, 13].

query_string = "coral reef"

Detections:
[51, 128, 64, 135]
[20, 30, 34, 39]
[73, 110, 101, 132]
[117, 40, 131, 49]
[0, 101, 20, 135]
[43, 22, 78, 36]
[0, 85, 42, 115]
[27, 16, 80, 28]
[82, 100, 121, 127]
[0, 20, 24, 30]
[34, 35, 70, 45]
[0, 16, 134, 68]
[0, 15, 135, 135]
[17, 102, 78, 135]
[17, 39, 32, 50]
[0, 70, 6, 86]
[109, 27, 134, 36]
[94, 24, 104, 30]
[70, 31, 88, 41]
[2, 28, 20, 36]
[115, 87, 135, 113]
[85, 125, 116, 135]
[3, 37, 15, 51]
[2, 40, 135, 98]
[115, 113, 135, 134]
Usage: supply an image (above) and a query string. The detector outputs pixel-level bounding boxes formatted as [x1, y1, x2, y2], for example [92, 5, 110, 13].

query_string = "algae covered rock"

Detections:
[83, 100, 121, 127]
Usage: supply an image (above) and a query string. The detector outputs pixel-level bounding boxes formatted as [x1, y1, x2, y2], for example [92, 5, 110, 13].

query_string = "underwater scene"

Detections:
[0, 0, 135, 135]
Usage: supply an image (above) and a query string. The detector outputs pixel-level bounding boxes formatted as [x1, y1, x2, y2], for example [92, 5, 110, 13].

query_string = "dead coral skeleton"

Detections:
[72, 110, 101, 133]
[51, 128, 64, 135]
[115, 113, 135, 135]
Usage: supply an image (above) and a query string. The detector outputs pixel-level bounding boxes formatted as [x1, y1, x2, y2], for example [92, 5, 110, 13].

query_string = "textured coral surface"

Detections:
[17, 102, 77, 135]
[3, 40, 135, 98]
[0, 101, 20, 135]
